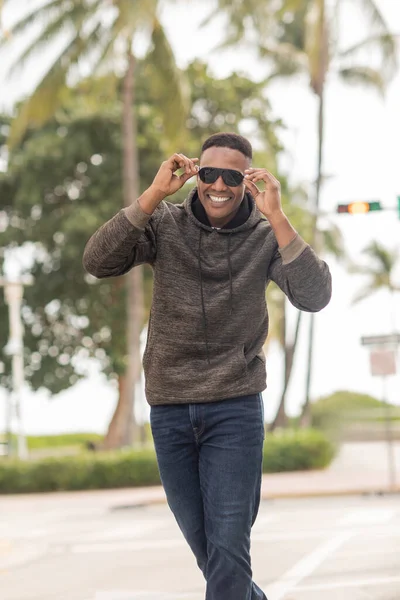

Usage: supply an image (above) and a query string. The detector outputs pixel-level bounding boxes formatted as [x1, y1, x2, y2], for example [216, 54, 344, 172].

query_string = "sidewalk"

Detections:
[1, 443, 399, 513]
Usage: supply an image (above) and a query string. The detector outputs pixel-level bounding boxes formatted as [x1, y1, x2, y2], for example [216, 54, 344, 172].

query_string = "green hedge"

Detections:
[0, 433, 104, 450]
[263, 429, 335, 472]
[0, 429, 335, 494]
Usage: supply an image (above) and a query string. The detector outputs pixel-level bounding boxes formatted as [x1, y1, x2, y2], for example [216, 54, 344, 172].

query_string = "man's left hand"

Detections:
[244, 168, 283, 219]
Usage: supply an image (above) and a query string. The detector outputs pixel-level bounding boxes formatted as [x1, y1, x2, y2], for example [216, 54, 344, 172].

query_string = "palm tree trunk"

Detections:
[301, 0, 329, 427]
[270, 309, 302, 430]
[300, 86, 324, 428]
[103, 51, 143, 449]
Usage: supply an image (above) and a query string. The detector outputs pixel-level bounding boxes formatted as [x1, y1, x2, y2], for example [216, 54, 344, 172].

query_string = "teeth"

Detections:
[209, 195, 230, 203]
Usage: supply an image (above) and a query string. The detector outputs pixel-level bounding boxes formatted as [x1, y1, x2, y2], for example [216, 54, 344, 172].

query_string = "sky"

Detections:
[0, 0, 399, 434]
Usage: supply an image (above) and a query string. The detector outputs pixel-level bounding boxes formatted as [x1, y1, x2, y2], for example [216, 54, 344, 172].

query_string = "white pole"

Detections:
[382, 375, 396, 491]
[1, 279, 30, 459]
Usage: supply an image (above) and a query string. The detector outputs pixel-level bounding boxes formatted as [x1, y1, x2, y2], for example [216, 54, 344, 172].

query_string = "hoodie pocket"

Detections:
[143, 338, 248, 397]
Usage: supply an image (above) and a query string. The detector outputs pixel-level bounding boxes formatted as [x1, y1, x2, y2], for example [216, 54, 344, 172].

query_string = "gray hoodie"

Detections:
[82, 189, 332, 405]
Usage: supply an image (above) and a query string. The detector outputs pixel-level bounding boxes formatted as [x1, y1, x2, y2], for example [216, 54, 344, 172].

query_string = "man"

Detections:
[83, 132, 332, 600]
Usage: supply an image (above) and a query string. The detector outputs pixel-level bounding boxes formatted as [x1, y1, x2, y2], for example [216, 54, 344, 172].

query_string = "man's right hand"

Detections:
[150, 154, 199, 198]
[137, 154, 199, 215]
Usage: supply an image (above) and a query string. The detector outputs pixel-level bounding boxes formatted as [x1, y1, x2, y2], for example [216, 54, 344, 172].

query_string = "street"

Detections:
[1, 492, 400, 600]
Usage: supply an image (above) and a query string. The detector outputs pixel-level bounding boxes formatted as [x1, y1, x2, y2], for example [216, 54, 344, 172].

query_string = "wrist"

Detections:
[148, 184, 168, 202]
[263, 209, 286, 224]
[138, 186, 167, 215]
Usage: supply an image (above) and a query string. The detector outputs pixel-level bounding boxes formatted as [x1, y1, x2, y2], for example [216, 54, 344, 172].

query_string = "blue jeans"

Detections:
[150, 393, 267, 600]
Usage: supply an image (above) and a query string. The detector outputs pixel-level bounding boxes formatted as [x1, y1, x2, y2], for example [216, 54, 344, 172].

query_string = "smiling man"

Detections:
[83, 133, 332, 600]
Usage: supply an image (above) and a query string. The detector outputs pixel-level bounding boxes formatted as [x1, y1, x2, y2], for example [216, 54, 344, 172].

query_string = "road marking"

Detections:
[295, 574, 400, 592]
[72, 538, 186, 553]
[94, 592, 201, 599]
[338, 508, 396, 526]
[266, 532, 354, 600]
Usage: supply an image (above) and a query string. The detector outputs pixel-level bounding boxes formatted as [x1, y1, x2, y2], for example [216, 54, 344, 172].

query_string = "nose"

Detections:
[213, 175, 228, 191]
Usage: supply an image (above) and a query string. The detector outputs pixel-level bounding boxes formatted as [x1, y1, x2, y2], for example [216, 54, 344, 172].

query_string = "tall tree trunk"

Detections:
[301, 2, 329, 427]
[103, 51, 143, 449]
[270, 308, 302, 431]
[300, 87, 324, 428]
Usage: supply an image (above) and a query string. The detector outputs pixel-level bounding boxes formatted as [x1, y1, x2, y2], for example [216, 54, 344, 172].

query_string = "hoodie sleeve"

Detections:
[82, 200, 164, 279]
[268, 233, 332, 312]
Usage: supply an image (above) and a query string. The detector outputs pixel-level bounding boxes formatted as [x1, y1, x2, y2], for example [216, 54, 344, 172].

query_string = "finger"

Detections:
[246, 173, 268, 184]
[187, 157, 199, 173]
[168, 154, 186, 172]
[179, 171, 197, 185]
[177, 153, 197, 175]
[246, 171, 280, 187]
[245, 168, 279, 185]
[244, 178, 261, 197]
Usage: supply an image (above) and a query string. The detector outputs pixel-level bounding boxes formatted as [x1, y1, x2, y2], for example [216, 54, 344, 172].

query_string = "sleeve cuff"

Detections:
[123, 199, 153, 229]
[279, 233, 308, 265]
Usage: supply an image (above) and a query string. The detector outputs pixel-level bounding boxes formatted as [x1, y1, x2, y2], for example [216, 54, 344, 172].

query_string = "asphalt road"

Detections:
[1, 492, 400, 600]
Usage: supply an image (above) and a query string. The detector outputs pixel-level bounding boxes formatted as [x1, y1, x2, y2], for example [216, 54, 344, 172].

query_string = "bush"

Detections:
[0, 429, 335, 494]
[0, 449, 160, 494]
[0, 433, 104, 451]
[310, 391, 400, 440]
[263, 429, 335, 472]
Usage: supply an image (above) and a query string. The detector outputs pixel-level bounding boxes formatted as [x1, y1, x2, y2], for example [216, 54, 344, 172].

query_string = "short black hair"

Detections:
[201, 132, 252, 160]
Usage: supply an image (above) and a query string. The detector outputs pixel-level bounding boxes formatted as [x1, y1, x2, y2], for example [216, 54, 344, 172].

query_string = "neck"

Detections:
[208, 208, 240, 229]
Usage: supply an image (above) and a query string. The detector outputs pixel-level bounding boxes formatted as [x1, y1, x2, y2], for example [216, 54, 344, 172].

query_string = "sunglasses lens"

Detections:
[223, 170, 244, 186]
[199, 167, 218, 184]
[199, 167, 244, 187]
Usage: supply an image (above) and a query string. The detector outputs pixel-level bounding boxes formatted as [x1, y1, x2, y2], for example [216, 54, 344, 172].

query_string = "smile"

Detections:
[209, 195, 231, 203]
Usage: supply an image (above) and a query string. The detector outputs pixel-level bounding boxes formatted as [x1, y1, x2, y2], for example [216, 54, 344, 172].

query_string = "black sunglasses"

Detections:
[198, 167, 244, 187]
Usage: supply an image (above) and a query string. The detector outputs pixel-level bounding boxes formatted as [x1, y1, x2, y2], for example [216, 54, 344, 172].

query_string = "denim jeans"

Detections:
[150, 393, 268, 600]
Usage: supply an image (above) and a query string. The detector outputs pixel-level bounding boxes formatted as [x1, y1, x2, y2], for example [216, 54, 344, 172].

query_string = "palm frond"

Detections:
[320, 223, 345, 259]
[260, 42, 308, 79]
[339, 66, 385, 95]
[352, 283, 380, 305]
[304, 0, 330, 95]
[351, 0, 391, 34]
[145, 17, 190, 152]
[4, 3, 89, 79]
[111, 0, 157, 37]
[0, 0, 65, 44]
[8, 30, 87, 147]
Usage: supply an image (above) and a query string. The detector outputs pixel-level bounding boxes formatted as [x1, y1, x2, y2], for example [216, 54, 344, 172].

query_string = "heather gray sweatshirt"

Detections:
[82, 189, 332, 405]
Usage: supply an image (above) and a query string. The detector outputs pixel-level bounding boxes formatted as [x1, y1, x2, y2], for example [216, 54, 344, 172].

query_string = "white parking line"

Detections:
[266, 532, 354, 600]
[338, 508, 397, 526]
[72, 538, 186, 553]
[295, 574, 400, 592]
[94, 592, 200, 599]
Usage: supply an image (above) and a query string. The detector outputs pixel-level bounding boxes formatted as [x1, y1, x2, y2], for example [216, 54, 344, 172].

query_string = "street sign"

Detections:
[370, 350, 397, 377]
[361, 334, 400, 346]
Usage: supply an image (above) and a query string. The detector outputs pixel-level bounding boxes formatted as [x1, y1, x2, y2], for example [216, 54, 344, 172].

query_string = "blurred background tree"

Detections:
[0, 59, 297, 446]
[0, 0, 190, 448]
[211, 0, 398, 425]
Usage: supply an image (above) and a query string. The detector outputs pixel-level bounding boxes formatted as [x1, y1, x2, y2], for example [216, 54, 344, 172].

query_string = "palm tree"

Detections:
[350, 242, 400, 329]
[267, 205, 344, 430]
[211, 0, 398, 425]
[0, 0, 189, 448]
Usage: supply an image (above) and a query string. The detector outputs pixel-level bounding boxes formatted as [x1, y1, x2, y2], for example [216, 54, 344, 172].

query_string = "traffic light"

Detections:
[337, 201, 382, 215]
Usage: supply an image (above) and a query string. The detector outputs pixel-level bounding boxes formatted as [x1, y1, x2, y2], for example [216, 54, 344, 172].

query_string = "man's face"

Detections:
[197, 146, 250, 228]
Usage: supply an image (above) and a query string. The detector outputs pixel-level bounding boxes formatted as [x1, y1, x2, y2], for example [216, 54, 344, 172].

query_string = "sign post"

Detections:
[361, 334, 399, 491]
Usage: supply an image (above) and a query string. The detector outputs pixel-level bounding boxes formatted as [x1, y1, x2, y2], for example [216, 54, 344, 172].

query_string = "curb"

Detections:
[109, 485, 400, 510]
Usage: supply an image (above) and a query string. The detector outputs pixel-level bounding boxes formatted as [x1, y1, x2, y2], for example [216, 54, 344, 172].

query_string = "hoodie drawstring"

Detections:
[198, 229, 234, 365]
[227, 233, 233, 316]
[198, 230, 211, 365]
